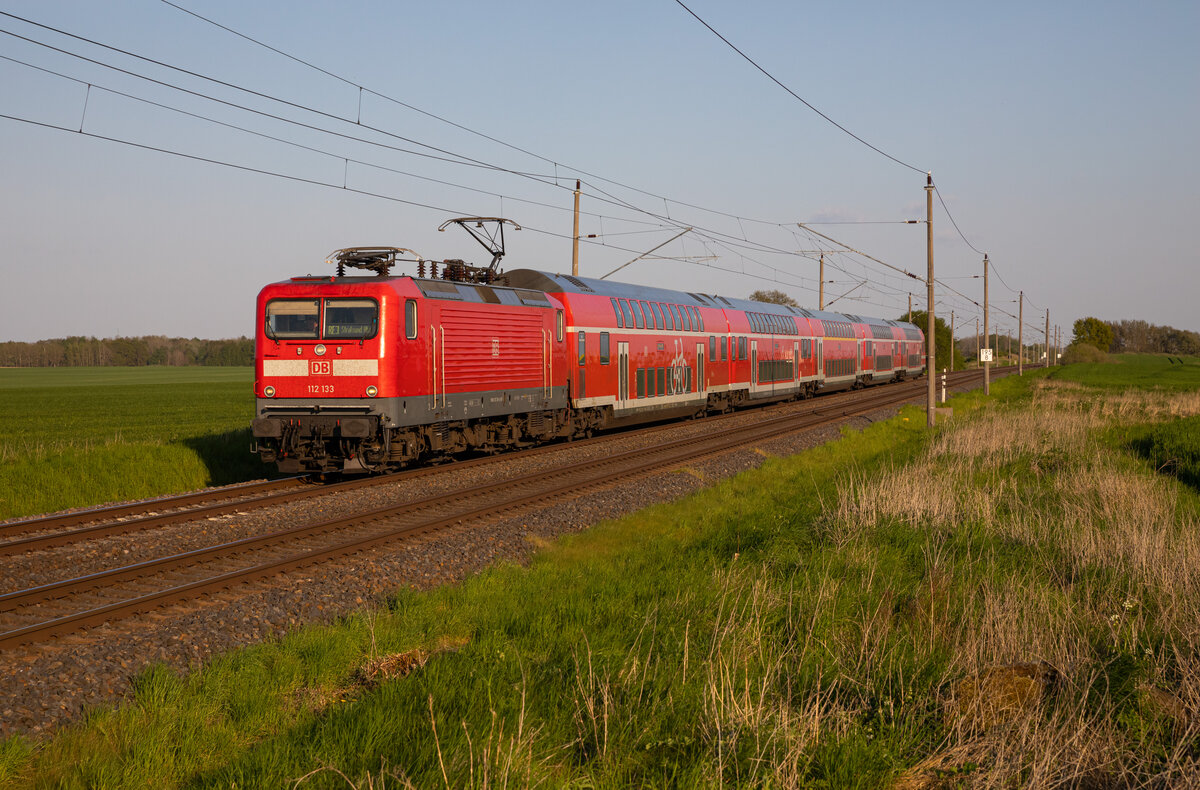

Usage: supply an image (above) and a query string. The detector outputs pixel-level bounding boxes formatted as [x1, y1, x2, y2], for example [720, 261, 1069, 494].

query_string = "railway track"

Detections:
[0, 367, 1000, 649]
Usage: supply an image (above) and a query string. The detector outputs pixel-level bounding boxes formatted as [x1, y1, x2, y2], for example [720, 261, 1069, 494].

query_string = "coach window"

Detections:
[578, 331, 586, 366]
[632, 301, 645, 329]
[637, 368, 645, 398]
[405, 299, 417, 340]
[695, 308, 704, 332]
[708, 336, 716, 362]
[738, 337, 747, 360]
[724, 337, 730, 361]
[610, 298, 624, 328]
[641, 302, 653, 329]
[265, 298, 320, 339]
[600, 332, 610, 364]
[652, 302, 665, 330]
[556, 310, 564, 342]
[620, 299, 635, 328]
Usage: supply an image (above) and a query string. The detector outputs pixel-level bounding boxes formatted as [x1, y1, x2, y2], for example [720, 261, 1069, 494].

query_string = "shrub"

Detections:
[1060, 342, 1112, 365]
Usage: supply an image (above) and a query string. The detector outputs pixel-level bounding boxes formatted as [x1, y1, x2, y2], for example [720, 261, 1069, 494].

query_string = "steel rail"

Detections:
[0, 476, 310, 540]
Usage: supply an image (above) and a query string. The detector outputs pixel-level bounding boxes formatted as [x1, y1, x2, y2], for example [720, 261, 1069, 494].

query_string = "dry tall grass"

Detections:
[831, 380, 1200, 785]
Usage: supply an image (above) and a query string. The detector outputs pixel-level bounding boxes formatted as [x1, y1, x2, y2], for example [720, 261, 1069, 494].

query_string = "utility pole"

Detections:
[819, 253, 825, 310]
[571, 180, 581, 277]
[908, 293, 912, 324]
[950, 311, 955, 372]
[975, 317, 980, 366]
[1018, 291, 1024, 375]
[983, 253, 990, 395]
[1045, 309, 1050, 367]
[925, 174, 935, 428]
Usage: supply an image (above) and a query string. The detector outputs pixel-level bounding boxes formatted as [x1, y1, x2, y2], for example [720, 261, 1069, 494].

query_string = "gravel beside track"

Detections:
[0, 374, 994, 738]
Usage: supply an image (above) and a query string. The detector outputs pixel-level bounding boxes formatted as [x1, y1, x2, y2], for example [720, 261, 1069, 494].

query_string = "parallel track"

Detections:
[0, 371, 997, 649]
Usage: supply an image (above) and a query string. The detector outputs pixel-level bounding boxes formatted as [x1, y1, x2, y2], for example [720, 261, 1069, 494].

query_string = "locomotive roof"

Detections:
[505, 269, 919, 333]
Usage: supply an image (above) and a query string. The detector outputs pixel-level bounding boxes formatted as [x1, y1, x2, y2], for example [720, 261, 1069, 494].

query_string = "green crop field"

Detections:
[1047, 352, 1200, 390]
[0, 367, 264, 520]
[2, 355, 1198, 787]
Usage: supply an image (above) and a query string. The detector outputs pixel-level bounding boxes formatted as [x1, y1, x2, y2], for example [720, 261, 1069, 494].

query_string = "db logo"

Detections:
[491, 338, 500, 357]
[309, 360, 332, 375]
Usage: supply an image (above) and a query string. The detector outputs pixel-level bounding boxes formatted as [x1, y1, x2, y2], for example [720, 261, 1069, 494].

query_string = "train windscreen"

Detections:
[265, 299, 320, 339]
[324, 298, 378, 339]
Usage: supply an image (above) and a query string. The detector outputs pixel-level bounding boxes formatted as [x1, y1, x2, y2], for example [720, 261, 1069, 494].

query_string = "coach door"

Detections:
[751, 340, 758, 389]
[696, 343, 706, 397]
[817, 339, 823, 378]
[618, 342, 630, 408]
[793, 341, 799, 384]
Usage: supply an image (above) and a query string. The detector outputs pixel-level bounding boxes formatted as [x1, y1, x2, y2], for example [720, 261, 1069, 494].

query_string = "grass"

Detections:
[0, 367, 263, 520]
[1, 358, 1198, 787]
[1046, 352, 1200, 391]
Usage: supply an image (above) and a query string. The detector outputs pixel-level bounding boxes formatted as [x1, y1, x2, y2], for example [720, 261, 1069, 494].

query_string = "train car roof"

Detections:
[504, 269, 920, 333]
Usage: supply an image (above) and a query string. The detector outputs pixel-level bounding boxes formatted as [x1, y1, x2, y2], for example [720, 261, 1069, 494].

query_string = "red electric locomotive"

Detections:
[252, 218, 925, 474]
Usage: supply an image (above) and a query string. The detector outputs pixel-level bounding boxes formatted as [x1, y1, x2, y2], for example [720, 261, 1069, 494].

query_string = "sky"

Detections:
[1, 0, 1197, 344]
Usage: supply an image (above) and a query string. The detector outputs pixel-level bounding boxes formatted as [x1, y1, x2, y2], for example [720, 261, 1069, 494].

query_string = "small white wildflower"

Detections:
[1122, 598, 1136, 611]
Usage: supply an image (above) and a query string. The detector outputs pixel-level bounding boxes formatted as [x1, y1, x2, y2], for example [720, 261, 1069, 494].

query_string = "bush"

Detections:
[1060, 342, 1112, 364]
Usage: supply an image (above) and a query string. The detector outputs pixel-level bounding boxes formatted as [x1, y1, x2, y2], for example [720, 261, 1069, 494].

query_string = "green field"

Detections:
[0, 367, 262, 520]
[2, 356, 1197, 787]
[1047, 352, 1200, 390]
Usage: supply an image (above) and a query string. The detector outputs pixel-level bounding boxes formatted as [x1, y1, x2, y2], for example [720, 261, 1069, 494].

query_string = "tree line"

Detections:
[0, 336, 253, 367]
[1074, 318, 1200, 356]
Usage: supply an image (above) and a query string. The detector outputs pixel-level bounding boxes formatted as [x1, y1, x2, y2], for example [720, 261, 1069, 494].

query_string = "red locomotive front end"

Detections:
[253, 272, 407, 473]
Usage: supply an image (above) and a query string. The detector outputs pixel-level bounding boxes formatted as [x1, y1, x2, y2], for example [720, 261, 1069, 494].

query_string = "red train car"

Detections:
[252, 243, 925, 474]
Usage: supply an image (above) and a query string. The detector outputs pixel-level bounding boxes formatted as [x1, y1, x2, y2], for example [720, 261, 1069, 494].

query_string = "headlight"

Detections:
[264, 385, 276, 398]
[315, 344, 326, 356]
[366, 385, 378, 397]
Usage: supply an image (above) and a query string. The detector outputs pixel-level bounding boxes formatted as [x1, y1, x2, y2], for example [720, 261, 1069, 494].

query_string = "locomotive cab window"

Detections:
[265, 299, 320, 339]
[323, 298, 378, 339]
